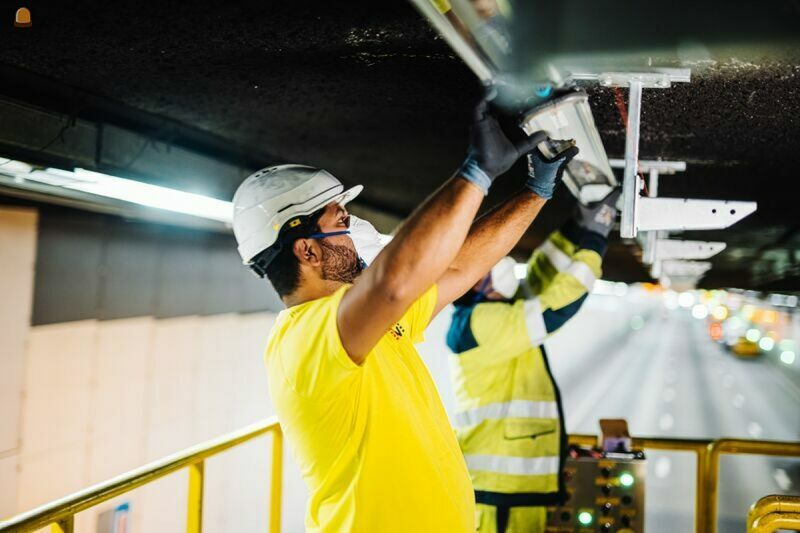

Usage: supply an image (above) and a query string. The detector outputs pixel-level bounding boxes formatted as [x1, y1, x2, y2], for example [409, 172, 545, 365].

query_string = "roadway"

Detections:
[546, 291, 800, 532]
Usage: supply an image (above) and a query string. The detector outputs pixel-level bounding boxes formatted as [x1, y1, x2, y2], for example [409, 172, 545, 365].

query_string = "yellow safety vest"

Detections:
[447, 223, 604, 506]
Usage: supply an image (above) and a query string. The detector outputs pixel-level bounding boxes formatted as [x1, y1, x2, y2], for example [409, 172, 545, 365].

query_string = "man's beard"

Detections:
[319, 240, 363, 284]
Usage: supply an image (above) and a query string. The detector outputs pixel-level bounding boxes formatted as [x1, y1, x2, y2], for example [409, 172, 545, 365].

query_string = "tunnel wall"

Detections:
[0, 205, 310, 532]
[0, 207, 37, 520]
[13, 311, 306, 532]
[31, 206, 283, 325]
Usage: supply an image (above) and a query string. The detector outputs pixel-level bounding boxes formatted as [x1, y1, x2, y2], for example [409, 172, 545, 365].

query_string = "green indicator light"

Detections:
[619, 472, 635, 487]
[577, 511, 593, 525]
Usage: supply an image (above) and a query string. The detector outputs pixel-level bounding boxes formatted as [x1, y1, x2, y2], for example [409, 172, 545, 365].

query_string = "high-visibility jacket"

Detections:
[447, 221, 606, 507]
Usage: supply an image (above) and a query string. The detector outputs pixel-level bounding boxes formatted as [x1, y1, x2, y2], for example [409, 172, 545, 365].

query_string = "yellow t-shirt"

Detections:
[266, 284, 475, 532]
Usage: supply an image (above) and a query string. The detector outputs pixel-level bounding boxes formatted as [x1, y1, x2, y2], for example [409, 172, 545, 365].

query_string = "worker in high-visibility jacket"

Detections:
[446, 188, 621, 533]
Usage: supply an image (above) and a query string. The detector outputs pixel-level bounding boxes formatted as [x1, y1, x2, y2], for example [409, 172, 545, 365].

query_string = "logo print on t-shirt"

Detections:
[389, 323, 405, 340]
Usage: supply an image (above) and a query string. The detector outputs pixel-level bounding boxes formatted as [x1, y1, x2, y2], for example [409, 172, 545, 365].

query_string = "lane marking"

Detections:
[722, 374, 735, 389]
[662, 387, 676, 403]
[732, 394, 746, 408]
[774, 468, 793, 491]
[655, 456, 672, 478]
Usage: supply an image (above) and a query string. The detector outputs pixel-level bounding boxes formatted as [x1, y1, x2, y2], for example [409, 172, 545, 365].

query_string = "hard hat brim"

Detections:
[330, 184, 363, 209]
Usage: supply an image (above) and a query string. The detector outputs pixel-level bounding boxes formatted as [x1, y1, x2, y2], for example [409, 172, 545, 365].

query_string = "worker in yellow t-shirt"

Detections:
[230, 98, 579, 532]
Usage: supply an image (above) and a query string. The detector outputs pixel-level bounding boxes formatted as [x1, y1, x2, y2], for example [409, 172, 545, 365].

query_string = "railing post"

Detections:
[695, 445, 709, 533]
[50, 516, 74, 533]
[269, 428, 283, 533]
[187, 461, 205, 533]
[705, 441, 722, 533]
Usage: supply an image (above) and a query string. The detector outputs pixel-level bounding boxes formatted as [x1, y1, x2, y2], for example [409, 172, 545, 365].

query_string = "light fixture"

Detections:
[678, 292, 695, 308]
[1, 159, 232, 223]
[711, 306, 728, 321]
[758, 337, 775, 351]
[70, 168, 233, 223]
[518, 90, 617, 205]
[619, 472, 635, 487]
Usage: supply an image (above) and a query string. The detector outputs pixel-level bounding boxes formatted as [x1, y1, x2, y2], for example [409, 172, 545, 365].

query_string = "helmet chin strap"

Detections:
[307, 230, 351, 240]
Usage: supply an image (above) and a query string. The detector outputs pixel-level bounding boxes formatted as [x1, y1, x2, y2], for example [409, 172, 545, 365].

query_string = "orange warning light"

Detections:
[709, 322, 723, 341]
[14, 7, 32, 28]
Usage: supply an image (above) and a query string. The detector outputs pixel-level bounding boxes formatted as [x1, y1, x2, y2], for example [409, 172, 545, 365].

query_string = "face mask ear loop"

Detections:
[472, 275, 492, 304]
[306, 230, 351, 240]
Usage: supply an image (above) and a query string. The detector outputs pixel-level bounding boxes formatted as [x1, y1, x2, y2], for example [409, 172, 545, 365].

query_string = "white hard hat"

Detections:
[232, 164, 362, 271]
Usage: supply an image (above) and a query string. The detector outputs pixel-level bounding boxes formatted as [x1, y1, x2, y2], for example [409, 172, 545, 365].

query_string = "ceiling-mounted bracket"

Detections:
[571, 69, 693, 238]
[607, 157, 739, 286]
[610, 158, 686, 263]
[564, 68, 756, 242]
[566, 68, 692, 89]
[653, 239, 727, 262]
[649, 239, 727, 280]
[636, 197, 757, 232]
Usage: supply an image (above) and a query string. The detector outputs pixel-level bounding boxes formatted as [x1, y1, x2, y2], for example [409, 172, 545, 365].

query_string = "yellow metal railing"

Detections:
[2, 422, 796, 532]
[707, 438, 800, 533]
[0, 418, 283, 533]
[569, 434, 800, 533]
[748, 495, 800, 532]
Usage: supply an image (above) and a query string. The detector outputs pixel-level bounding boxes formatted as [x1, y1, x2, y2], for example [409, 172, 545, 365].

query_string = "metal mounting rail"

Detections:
[0, 418, 284, 533]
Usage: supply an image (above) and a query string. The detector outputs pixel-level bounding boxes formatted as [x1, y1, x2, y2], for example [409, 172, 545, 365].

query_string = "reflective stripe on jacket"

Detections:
[447, 221, 606, 505]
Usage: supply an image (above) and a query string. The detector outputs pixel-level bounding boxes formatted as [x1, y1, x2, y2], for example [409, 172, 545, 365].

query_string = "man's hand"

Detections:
[459, 99, 546, 195]
[525, 141, 579, 199]
[575, 187, 622, 237]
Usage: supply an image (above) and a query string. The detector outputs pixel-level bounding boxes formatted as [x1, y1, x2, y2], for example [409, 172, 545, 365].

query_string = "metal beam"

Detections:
[655, 239, 727, 261]
[567, 68, 692, 88]
[620, 80, 643, 238]
[637, 197, 757, 231]
[609, 159, 687, 174]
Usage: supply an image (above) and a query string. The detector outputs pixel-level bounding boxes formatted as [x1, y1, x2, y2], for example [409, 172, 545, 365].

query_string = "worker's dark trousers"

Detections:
[475, 502, 546, 532]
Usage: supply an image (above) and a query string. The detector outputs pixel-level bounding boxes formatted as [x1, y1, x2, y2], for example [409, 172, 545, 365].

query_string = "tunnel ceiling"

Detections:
[1, 1, 799, 291]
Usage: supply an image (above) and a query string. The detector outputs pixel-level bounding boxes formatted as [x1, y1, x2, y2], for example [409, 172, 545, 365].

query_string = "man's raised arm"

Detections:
[434, 144, 579, 315]
[338, 100, 541, 363]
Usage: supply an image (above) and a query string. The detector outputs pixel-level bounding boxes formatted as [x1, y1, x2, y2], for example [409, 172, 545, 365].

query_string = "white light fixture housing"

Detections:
[0, 160, 234, 223]
[519, 90, 617, 205]
[70, 168, 232, 223]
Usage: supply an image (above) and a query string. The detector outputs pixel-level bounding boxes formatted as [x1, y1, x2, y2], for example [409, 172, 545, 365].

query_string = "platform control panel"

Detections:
[545, 451, 646, 532]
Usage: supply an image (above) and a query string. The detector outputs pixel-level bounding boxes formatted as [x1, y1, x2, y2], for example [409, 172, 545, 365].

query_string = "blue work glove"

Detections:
[525, 141, 579, 199]
[459, 99, 546, 195]
[575, 187, 622, 237]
